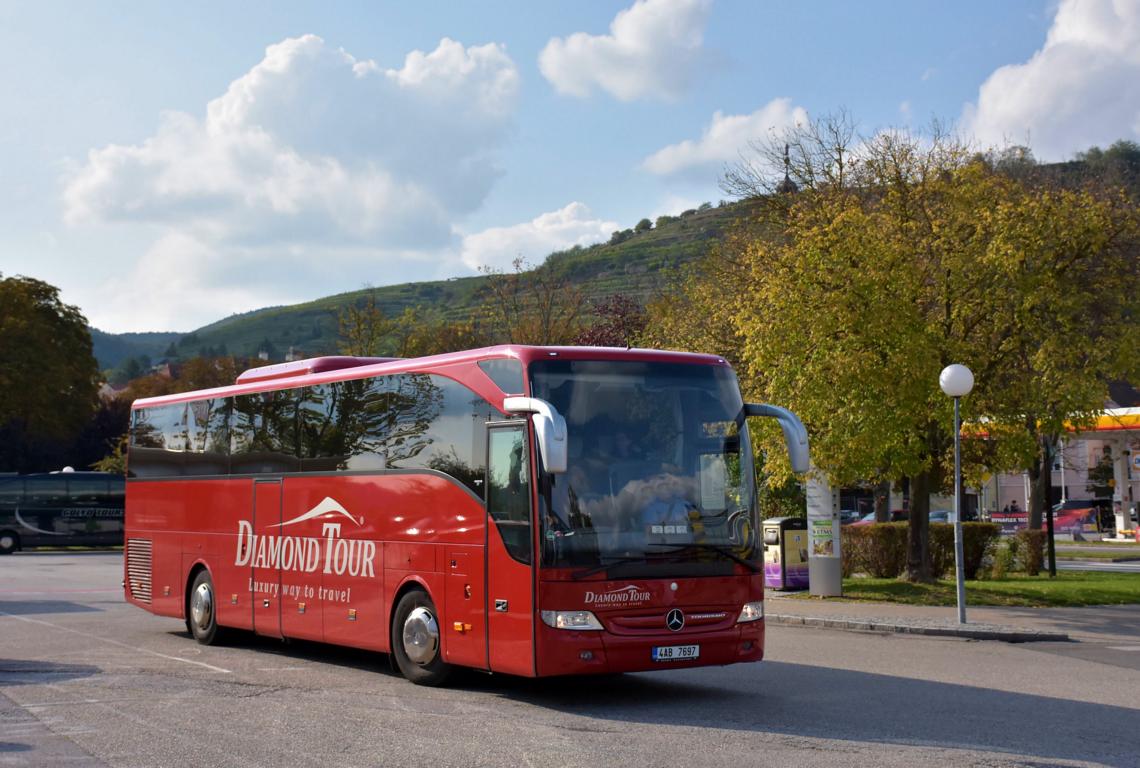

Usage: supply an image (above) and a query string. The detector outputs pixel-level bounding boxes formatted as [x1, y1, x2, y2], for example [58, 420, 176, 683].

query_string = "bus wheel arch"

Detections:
[389, 581, 451, 686]
[0, 531, 19, 555]
[185, 566, 225, 645]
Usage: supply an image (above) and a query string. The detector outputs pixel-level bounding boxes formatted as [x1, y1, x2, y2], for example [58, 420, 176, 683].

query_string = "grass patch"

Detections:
[825, 571, 1140, 607]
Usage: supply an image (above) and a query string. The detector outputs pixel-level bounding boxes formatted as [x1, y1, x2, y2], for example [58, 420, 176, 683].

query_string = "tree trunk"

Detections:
[874, 480, 891, 523]
[905, 469, 932, 582]
[1027, 439, 1046, 530]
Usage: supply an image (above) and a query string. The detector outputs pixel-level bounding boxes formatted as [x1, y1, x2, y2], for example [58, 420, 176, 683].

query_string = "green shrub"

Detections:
[961, 523, 1001, 579]
[1016, 529, 1047, 575]
[990, 541, 1015, 579]
[842, 522, 999, 580]
[928, 523, 1000, 579]
[928, 523, 955, 578]
[842, 523, 908, 578]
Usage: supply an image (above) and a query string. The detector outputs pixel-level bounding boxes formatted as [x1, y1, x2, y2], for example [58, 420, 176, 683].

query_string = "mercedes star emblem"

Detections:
[666, 608, 685, 632]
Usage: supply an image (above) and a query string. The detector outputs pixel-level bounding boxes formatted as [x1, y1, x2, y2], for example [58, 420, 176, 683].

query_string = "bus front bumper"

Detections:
[535, 619, 764, 677]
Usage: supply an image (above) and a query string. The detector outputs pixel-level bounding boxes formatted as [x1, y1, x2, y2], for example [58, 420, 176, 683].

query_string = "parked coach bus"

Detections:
[124, 346, 808, 684]
[0, 471, 125, 554]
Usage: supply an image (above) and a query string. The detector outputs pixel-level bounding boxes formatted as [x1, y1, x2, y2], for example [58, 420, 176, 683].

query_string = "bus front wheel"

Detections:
[0, 531, 18, 555]
[187, 570, 224, 645]
[391, 589, 452, 686]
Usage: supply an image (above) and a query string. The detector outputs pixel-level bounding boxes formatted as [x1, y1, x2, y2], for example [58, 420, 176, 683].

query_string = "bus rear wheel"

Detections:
[391, 589, 452, 686]
[187, 570, 224, 645]
[0, 531, 18, 555]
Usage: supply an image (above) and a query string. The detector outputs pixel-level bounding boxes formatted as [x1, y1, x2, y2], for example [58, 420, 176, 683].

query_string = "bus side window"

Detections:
[68, 477, 106, 506]
[231, 391, 299, 474]
[129, 404, 188, 478]
[0, 478, 24, 509]
[487, 427, 531, 564]
[185, 398, 229, 476]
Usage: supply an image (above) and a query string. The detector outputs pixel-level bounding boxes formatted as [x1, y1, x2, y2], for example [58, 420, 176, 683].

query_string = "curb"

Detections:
[767, 613, 1070, 643]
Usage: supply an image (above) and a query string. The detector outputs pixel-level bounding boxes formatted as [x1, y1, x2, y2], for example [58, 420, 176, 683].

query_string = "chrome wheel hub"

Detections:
[402, 606, 439, 666]
[191, 582, 214, 631]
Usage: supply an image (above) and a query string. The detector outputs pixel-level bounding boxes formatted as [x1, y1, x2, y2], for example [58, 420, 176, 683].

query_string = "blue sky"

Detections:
[1, 0, 1136, 333]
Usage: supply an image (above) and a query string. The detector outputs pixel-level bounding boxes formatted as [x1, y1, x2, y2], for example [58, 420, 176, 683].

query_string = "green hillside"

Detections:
[91, 329, 183, 369]
[125, 201, 745, 364]
[93, 141, 1140, 370]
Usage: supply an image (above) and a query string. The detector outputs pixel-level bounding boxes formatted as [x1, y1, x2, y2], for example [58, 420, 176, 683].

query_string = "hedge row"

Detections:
[841, 522, 1002, 579]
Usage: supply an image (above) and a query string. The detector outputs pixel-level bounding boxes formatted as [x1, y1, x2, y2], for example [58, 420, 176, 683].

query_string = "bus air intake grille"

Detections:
[126, 538, 153, 604]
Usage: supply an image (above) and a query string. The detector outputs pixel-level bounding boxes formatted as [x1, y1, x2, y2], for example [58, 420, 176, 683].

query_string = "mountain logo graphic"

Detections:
[272, 497, 362, 528]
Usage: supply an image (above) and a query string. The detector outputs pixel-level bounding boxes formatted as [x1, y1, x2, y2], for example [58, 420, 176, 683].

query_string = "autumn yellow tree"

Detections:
[337, 290, 395, 356]
[479, 258, 586, 345]
[649, 117, 1140, 580]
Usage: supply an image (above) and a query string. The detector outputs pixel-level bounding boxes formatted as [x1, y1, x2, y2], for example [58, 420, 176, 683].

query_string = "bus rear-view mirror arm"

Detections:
[744, 403, 810, 474]
[503, 397, 568, 475]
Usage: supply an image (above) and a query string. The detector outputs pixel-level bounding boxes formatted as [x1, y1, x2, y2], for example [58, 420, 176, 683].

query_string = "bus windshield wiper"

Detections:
[648, 542, 760, 573]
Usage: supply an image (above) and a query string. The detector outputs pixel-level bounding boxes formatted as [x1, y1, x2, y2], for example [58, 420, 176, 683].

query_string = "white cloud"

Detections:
[961, 0, 1140, 160]
[66, 35, 518, 244]
[93, 232, 277, 333]
[62, 34, 521, 331]
[460, 202, 617, 272]
[642, 98, 808, 179]
[651, 194, 704, 219]
[90, 231, 462, 333]
[538, 0, 712, 101]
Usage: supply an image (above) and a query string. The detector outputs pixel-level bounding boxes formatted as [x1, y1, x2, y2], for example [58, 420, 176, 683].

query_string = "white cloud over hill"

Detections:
[962, 0, 1140, 159]
[460, 202, 617, 272]
[64, 35, 520, 330]
[642, 98, 809, 180]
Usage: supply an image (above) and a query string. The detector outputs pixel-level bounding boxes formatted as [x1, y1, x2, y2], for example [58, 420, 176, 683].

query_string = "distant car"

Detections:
[839, 509, 863, 525]
[929, 509, 953, 524]
[851, 510, 908, 526]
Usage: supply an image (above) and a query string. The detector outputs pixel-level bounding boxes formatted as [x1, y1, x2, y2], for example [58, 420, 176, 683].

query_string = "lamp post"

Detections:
[940, 364, 973, 625]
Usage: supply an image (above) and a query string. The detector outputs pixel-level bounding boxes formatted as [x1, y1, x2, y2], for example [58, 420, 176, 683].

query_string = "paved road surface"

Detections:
[1056, 559, 1140, 572]
[2, 552, 1138, 768]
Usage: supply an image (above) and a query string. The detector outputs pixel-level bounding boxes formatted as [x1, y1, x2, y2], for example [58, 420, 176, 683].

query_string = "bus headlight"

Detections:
[737, 602, 764, 623]
[541, 610, 604, 630]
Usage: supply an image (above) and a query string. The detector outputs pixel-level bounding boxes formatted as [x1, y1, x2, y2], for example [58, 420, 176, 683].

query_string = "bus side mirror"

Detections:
[744, 403, 810, 474]
[502, 397, 568, 475]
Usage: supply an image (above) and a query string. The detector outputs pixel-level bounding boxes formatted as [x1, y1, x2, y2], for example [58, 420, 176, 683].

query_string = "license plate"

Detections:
[652, 644, 700, 661]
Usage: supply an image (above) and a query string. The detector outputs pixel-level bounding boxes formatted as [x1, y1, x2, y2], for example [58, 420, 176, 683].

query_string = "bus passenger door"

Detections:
[485, 424, 535, 676]
[252, 479, 283, 638]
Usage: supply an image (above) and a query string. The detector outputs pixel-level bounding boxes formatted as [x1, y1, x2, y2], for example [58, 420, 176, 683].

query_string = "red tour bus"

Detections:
[124, 346, 808, 685]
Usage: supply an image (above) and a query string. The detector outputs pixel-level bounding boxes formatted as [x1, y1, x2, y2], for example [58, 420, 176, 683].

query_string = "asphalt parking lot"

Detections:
[2, 551, 1139, 768]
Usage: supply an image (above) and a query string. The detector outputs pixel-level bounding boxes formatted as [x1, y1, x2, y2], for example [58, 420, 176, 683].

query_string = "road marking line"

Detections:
[0, 611, 231, 674]
[1106, 646, 1140, 651]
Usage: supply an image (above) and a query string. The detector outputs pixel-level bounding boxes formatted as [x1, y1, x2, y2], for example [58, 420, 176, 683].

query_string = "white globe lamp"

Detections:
[940, 364, 974, 398]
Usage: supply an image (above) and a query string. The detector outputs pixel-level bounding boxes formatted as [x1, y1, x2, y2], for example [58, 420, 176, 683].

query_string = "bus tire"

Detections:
[391, 588, 452, 686]
[0, 531, 18, 555]
[187, 569, 224, 645]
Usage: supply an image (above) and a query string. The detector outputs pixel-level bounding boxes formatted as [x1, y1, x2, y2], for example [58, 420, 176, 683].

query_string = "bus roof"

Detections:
[131, 345, 730, 410]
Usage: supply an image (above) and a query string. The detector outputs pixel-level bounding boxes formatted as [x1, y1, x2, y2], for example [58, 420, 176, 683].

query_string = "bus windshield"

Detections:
[529, 359, 759, 577]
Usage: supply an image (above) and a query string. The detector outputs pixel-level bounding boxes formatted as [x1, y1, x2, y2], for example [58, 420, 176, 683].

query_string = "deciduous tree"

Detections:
[652, 117, 1140, 580]
[479, 258, 586, 345]
[0, 275, 100, 472]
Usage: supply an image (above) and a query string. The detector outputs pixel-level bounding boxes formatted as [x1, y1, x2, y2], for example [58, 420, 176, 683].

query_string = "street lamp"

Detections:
[940, 364, 973, 625]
